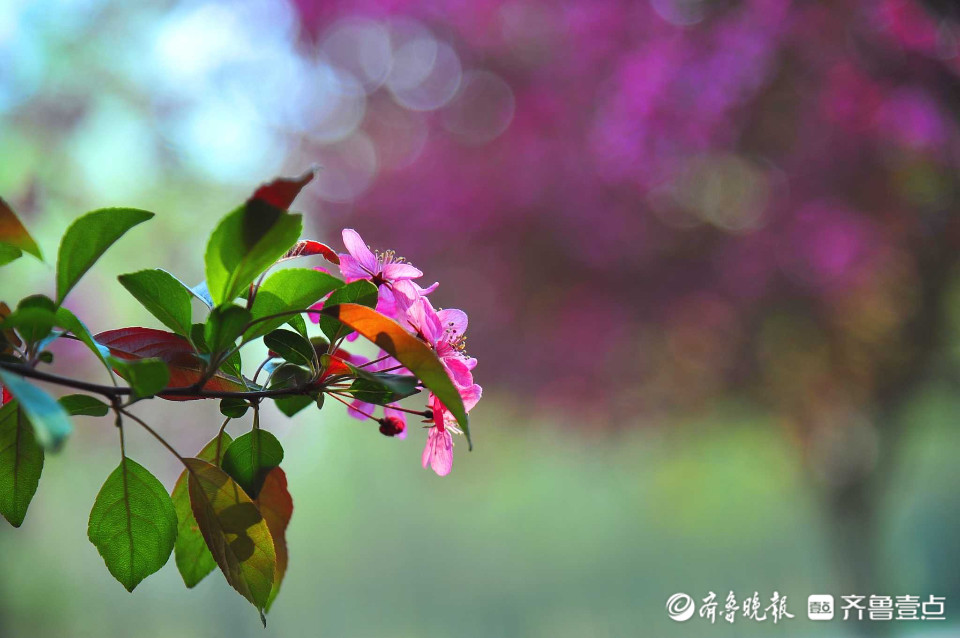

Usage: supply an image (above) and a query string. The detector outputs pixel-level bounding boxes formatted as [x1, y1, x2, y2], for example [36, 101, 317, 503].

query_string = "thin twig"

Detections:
[0, 360, 314, 401]
[119, 408, 186, 464]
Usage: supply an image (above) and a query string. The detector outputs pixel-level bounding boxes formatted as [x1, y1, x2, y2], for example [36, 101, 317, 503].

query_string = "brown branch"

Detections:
[0, 360, 315, 400]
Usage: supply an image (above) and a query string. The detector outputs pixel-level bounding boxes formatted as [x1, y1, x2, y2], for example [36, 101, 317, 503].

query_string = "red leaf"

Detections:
[316, 350, 353, 383]
[0, 197, 43, 259]
[250, 168, 317, 210]
[256, 467, 292, 611]
[279, 240, 340, 265]
[95, 327, 247, 400]
[1, 301, 21, 351]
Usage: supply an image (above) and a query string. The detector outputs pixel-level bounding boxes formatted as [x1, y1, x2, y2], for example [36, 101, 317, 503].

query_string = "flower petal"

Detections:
[339, 254, 372, 282]
[422, 428, 453, 476]
[375, 286, 402, 320]
[307, 301, 324, 324]
[382, 262, 423, 280]
[442, 356, 474, 387]
[347, 397, 373, 420]
[417, 281, 439, 296]
[341, 229, 379, 273]
[437, 309, 468, 340]
[407, 296, 443, 344]
[459, 383, 482, 412]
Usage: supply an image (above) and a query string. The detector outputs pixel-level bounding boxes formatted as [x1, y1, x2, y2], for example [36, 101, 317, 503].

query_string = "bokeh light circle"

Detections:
[442, 70, 516, 145]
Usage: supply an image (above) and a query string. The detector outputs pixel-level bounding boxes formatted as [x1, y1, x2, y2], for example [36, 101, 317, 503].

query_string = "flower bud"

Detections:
[378, 416, 405, 437]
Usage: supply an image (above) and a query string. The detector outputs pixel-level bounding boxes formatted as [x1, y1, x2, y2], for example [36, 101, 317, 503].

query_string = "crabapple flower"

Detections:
[313, 227, 480, 475]
[407, 297, 477, 387]
[339, 229, 428, 321]
[422, 427, 454, 476]
[422, 384, 482, 476]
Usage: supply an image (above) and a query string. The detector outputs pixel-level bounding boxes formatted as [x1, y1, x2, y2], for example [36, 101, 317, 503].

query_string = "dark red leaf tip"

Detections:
[279, 240, 340, 265]
[250, 167, 319, 210]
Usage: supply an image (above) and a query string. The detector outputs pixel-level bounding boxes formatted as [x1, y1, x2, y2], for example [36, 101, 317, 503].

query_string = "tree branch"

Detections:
[0, 360, 315, 400]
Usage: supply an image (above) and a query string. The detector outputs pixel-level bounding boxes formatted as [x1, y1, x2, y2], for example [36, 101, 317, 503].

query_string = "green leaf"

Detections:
[185, 458, 276, 620]
[190, 322, 207, 351]
[54, 306, 113, 372]
[56, 208, 154, 304]
[87, 457, 178, 592]
[0, 295, 57, 344]
[222, 348, 245, 384]
[118, 269, 193, 336]
[172, 433, 233, 588]
[269, 363, 310, 389]
[246, 268, 340, 341]
[220, 398, 249, 419]
[203, 200, 302, 307]
[347, 373, 419, 406]
[0, 400, 44, 527]
[205, 305, 252, 357]
[0, 197, 42, 259]
[0, 370, 73, 450]
[221, 429, 284, 499]
[59, 394, 110, 416]
[256, 467, 292, 611]
[108, 357, 170, 398]
[268, 363, 313, 416]
[0, 243, 22, 266]
[320, 303, 473, 448]
[274, 395, 313, 418]
[319, 280, 378, 342]
[287, 313, 308, 338]
[264, 329, 315, 369]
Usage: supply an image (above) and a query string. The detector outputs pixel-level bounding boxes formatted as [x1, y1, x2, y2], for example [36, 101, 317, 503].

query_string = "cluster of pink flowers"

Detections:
[313, 229, 481, 476]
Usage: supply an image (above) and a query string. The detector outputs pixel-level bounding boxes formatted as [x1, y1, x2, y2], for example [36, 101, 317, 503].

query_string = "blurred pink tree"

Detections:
[289, 0, 960, 600]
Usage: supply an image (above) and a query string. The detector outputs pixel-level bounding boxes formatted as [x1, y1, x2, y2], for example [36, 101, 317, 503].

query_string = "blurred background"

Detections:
[3, 0, 960, 635]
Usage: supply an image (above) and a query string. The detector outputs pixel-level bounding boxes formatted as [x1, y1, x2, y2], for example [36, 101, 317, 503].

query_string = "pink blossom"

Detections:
[338, 228, 427, 321]
[422, 384, 482, 476]
[407, 297, 477, 387]
[422, 427, 454, 476]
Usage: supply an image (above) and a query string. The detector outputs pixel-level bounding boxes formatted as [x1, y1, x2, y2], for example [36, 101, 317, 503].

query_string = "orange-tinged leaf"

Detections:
[185, 458, 276, 622]
[319, 303, 472, 448]
[256, 467, 292, 611]
[0, 198, 42, 260]
[173, 433, 233, 588]
[95, 328, 248, 399]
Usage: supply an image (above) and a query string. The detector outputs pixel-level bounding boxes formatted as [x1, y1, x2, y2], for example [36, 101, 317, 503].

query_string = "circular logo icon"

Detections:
[666, 593, 695, 622]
